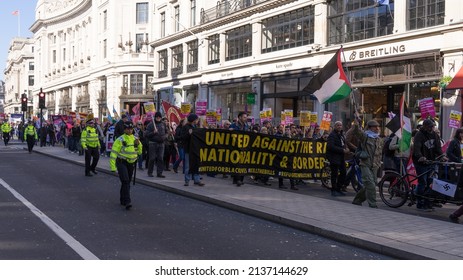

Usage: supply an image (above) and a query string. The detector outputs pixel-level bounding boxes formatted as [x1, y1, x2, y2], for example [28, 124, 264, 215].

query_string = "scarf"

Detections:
[366, 130, 379, 139]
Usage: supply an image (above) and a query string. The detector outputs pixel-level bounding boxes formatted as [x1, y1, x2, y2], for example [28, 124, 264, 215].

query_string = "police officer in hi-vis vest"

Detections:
[81, 114, 100, 177]
[24, 120, 38, 153]
[110, 121, 142, 210]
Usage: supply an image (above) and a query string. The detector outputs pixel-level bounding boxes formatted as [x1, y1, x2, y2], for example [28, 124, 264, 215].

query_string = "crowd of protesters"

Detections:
[6, 109, 463, 223]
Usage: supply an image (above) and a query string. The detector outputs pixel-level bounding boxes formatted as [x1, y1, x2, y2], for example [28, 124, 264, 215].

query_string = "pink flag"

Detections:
[12, 10, 19, 16]
[132, 102, 141, 116]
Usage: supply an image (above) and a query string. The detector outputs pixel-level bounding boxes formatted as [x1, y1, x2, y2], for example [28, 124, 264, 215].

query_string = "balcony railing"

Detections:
[200, 0, 262, 24]
[120, 87, 153, 97]
[171, 66, 183, 76]
[158, 70, 168, 78]
[187, 63, 198, 73]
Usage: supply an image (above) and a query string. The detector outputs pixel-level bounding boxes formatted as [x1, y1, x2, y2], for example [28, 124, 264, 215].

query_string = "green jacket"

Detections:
[352, 124, 383, 169]
[110, 134, 143, 171]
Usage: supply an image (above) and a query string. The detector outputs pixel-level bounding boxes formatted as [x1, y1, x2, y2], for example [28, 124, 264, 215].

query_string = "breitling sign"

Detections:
[348, 44, 406, 61]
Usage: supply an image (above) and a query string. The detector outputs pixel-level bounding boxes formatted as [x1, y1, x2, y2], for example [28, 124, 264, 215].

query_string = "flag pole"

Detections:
[340, 46, 361, 124]
[18, 11, 21, 37]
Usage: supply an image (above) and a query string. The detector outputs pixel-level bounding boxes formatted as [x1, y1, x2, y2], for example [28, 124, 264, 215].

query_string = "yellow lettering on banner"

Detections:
[316, 142, 326, 154]
[205, 131, 249, 148]
[292, 156, 324, 170]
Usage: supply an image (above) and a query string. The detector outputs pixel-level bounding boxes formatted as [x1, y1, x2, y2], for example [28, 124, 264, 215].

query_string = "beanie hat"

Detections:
[187, 114, 199, 123]
[154, 112, 162, 118]
[423, 119, 435, 127]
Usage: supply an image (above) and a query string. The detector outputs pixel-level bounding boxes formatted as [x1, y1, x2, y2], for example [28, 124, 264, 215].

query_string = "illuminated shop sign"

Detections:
[348, 45, 406, 61]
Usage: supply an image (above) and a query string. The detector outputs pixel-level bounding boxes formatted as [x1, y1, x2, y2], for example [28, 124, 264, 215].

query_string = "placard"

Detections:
[448, 110, 462, 129]
[419, 97, 436, 118]
[320, 111, 333, 131]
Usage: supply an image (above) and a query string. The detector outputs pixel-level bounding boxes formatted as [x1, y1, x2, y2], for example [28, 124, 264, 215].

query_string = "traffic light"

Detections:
[39, 89, 45, 109]
[21, 96, 28, 112]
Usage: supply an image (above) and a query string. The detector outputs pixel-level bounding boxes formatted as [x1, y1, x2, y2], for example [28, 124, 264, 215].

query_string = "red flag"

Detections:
[161, 101, 185, 125]
[132, 102, 140, 116]
[12, 10, 19, 16]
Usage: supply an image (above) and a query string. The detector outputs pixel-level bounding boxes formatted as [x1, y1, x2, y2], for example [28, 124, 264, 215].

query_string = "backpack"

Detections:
[382, 135, 395, 158]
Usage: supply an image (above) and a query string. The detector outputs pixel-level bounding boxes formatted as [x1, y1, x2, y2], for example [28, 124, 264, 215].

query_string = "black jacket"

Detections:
[114, 120, 125, 139]
[179, 123, 195, 153]
[446, 138, 462, 163]
[412, 128, 443, 164]
[145, 120, 167, 143]
[326, 130, 346, 165]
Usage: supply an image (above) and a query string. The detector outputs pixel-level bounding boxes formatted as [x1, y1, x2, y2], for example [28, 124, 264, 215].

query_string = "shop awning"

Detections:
[446, 65, 463, 90]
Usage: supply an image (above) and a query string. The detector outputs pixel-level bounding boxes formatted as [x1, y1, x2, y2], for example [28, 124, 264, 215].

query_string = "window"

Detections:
[187, 40, 198, 72]
[408, 0, 445, 30]
[28, 75, 34, 86]
[171, 44, 183, 75]
[136, 33, 144, 53]
[29, 62, 34, 71]
[52, 50, 57, 63]
[130, 74, 143, 95]
[327, 0, 394, 45]
[174, 6, 180, 32]
[225, 25, 252, 61]
[262, 6, 315, 53]
[103, 10, 107, 30]
[158, 50, 168, 78]
[208, 34, 220, 65]
[103, 39, 107, 59]
[63, 48, 66, 61]
[160, 12, 166, 38]
[190, 0, 196, 27]
[136, 2, 149, 24]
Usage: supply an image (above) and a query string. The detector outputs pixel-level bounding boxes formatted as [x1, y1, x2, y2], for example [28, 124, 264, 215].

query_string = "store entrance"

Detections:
[356, 85, 405, 136]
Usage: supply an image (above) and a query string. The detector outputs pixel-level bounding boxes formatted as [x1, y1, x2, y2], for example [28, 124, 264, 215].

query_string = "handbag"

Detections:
[355, 137, 369, 160]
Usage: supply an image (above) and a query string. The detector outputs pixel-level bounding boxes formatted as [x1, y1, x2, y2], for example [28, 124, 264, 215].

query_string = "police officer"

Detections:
[81, 116, 100, 176]
[24, 120, 38, 153]
[1, 121, 12, 146]
[110, 121, 142, 210]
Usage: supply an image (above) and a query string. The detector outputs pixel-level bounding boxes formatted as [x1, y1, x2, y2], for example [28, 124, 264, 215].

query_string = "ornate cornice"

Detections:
[30, 0, 92, 32]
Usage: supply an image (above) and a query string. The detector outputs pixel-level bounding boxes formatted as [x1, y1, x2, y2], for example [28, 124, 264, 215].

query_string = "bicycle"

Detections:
[321, 156, 363, 192]
[378, 158, 462, 208]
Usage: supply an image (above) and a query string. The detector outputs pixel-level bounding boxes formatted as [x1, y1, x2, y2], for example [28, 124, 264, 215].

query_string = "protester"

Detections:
[172, 119, 186, 174]
[145, 112, 167, 178]
[114, 114, 128, 139]
[326, 121, 349, 196]
[446, 128, 463, 223]
[229, 111, 249, 186]
[179, 113, 204, 186]
[412, 119, 447, 211]
[352, 119, 383, 208]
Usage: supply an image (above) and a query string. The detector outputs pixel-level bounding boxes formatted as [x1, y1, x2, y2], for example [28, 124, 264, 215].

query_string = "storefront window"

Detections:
[276, 79, 298, 92]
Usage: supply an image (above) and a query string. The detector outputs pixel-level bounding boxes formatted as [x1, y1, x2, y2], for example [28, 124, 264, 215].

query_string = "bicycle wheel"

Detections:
[320, 165, 331, 190]
[378, 172, 409, 208]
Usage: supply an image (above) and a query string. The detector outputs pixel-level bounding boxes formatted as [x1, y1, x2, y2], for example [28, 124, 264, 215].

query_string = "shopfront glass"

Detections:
[209, 82, 253, 121]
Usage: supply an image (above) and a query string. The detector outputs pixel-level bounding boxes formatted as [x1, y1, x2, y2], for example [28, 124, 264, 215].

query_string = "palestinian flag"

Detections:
[303, 48, 351, 104]
[397, 95, 412, 152]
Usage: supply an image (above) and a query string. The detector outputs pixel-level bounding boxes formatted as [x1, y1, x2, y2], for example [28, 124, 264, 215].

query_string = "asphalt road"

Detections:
[0, 144, 392, 260]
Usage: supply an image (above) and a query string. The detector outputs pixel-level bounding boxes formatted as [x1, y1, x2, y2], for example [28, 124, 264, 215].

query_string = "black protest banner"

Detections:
[190, 129, 327, 179]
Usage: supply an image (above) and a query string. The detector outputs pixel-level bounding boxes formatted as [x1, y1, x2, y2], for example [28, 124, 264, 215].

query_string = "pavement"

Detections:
[5, 140, 463, 260]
